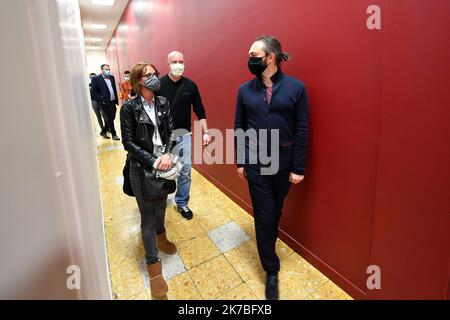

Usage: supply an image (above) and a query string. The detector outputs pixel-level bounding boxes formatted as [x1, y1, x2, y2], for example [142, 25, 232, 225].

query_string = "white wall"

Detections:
[86, 50, 107, 76]
[0, 0, 111, 299]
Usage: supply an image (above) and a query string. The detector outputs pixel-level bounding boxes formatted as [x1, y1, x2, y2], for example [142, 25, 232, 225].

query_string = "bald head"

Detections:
[167, 51, 184, 63]
[167, 51, 185, 79]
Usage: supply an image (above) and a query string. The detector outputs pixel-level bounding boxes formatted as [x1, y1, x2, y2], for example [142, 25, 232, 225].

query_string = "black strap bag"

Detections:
[122, 155, 134, 197]
[139, 162, 176, 199]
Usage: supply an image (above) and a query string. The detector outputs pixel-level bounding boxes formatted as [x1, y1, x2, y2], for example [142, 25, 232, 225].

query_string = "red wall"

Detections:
[106, 0, 450, 299]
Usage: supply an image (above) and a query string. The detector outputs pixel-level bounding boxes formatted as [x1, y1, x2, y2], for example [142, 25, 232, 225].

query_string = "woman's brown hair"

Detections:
[130, 61, 159, 95]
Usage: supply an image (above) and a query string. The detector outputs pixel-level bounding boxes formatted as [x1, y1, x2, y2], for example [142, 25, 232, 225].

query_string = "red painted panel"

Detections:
[367, 0, 450, 299]
[106, 0, 450, 299]
[105, 37, 120, 83]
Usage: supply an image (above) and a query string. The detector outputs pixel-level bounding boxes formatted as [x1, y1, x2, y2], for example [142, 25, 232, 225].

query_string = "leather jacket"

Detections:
[120, 95, 176, 168]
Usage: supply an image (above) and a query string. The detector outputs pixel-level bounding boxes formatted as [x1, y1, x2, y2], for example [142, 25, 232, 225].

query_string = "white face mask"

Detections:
[169, 63, 185, 77]
[124, 76, 130, 81]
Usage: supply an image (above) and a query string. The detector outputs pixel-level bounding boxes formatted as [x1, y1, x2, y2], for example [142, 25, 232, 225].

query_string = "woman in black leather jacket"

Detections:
[120, 62, 177, 298]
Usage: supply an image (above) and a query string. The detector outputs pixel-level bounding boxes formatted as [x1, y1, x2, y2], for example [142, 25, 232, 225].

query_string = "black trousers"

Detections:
[91, 100, 104, 131]
[245, 165, 291, 275]
[99, 101, 117, 136]
[129, 161, 167, 264]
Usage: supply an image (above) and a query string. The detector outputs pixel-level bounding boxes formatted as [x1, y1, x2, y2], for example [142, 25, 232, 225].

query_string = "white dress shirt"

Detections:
[103, 76, 116, 101]
[141, 96, 163, 150]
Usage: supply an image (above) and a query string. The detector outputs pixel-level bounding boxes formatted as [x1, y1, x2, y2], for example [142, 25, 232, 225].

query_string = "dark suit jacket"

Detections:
[90, 74, 119, 105]
[234, 69, 309, 175]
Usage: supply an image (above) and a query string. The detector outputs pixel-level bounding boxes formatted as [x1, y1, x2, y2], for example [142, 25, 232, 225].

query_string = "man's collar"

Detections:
[270, 68, 283, 84]
[257, 68, 283, 86]
[167, 74, 183, 83]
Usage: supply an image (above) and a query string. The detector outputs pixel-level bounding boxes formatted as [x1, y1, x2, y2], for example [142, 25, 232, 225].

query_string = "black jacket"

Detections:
[90, 74, 119, 105]
[234, 69, 309, 175]
[120, 95, 176, 168]
[158, 75, 207, 131]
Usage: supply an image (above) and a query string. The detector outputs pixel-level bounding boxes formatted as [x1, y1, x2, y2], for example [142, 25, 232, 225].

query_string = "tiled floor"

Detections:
[96, 121, 352, 300]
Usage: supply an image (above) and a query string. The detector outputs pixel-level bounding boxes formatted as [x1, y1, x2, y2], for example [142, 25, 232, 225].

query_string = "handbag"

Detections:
[122, 155, 134, 197]
[140, 164, 176, 199]
[122, 154, 179, 198]
[140, 150, 182, 199]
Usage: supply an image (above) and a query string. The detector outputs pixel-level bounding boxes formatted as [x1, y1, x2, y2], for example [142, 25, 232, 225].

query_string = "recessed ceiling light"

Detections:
[86, 23, 107, 29]
[85, 46, 101, 50]
[92, 0, 115, 5]
[86, 37, 103, 42]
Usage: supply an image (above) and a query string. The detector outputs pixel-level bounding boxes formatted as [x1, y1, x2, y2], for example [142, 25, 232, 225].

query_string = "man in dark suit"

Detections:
[90, 64, 120, 140]
[88, 72, 104, 132]
[234, 35, 309, 300]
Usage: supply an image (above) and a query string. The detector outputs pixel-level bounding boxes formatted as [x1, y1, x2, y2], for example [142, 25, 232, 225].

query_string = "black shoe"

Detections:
[100, 133, 110, 139]
[112, 135, 120, 141]
[265, 274, 279, 300]
[177, 206, 193, 220]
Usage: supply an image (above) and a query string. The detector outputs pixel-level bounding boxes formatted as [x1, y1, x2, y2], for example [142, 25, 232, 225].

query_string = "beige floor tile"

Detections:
[279, 254, 330, 299]
[276, 239, 294, 261]
[246, 271, 312, 300]
[105, 223, 133, 244]
[127, 216, 141, 240]
[245, 272, 266, 300]
[110, 260, 145, 300]
[245, 252, 329, 300]
[166, 272, 202, 300]
[196, 210, 232, 232]
[132, 236, 145, 260]
[178, 234, 221, 269]
[189, 255, 243, 300]
[218, 283, 259, 300]
[227, 206, 253, 222]
[126, 290, 149, 300]
[107, 241, 140, 267]
[168, 218, 206, 245]
[164, 205, 184, 228]
[308, 281, 353, 300]
[224, 240, 264, 282]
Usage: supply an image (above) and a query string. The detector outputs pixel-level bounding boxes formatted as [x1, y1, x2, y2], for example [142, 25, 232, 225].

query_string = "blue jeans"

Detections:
[174, 134, 192, 207]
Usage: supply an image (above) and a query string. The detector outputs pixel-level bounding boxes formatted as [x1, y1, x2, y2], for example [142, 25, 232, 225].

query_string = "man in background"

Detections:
[119, 70, 132, 104]
[158, 51, 211, 220]
[91, 64, 120, 140]
[89, 72, 104, 133]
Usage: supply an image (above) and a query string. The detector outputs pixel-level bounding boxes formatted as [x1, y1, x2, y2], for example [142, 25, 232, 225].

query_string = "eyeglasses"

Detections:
[142, 72, 157, 79]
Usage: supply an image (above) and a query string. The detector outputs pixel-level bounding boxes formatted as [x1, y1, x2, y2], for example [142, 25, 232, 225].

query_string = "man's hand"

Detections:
[156, 154, 173, 171]
[203, 132, 211, 146]
[289, 173, 304, 184]
[237, 167, 246, 180]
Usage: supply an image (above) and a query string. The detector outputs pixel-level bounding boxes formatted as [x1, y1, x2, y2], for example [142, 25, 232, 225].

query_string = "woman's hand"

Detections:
[156, 154, 173, 171]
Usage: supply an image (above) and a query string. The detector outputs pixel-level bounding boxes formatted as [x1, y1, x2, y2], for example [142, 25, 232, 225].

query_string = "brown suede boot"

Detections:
[157, 232, 177, 255]
[146, 261, 168, 298]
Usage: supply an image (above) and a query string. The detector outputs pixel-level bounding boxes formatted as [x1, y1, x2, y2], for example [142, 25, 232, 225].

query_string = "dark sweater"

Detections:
[158, 75, 206, 131]
[234, 69, 309, 175]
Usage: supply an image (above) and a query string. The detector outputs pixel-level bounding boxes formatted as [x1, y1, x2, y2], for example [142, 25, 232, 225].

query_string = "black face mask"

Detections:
[248, 56, 268, 76]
